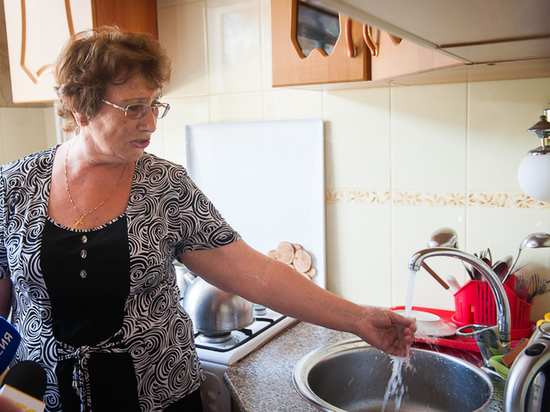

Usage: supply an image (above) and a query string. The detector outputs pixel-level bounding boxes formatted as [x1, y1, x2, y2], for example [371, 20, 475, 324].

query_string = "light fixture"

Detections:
[517, 108, 550, 201]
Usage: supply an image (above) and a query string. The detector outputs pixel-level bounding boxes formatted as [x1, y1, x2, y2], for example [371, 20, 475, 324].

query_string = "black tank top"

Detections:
[41, 216, 130, 347]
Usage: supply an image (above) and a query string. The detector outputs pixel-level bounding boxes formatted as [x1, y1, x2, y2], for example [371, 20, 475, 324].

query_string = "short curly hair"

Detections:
[53, 26, 171, 133]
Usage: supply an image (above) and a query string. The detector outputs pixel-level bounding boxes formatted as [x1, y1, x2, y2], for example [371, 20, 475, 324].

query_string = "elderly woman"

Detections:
[0, 28, 415, 412]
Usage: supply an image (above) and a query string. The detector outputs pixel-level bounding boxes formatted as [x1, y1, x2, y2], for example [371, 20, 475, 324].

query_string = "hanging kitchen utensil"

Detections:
[503, 232, 550, 284]
[425, 228, 466, 284]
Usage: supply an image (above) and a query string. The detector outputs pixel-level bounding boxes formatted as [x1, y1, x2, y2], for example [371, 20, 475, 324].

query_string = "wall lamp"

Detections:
[517, 108, 550, 201]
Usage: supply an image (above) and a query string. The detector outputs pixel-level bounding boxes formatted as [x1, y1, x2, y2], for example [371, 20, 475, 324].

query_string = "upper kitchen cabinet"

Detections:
[316, 0, 550, 79]
[4, 0, 158, 103]
[271, 0, 369, 87]
[368, 28, 463, 83]
[271, 0, 465, 87]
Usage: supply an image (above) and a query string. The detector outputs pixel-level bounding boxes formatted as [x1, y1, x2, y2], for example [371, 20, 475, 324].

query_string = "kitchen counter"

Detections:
[224, 321, 354, 412]
[224, 320, 505, 412]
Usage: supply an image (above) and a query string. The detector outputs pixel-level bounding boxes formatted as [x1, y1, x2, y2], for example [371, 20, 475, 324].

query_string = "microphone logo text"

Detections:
[0, 332, 14, 356]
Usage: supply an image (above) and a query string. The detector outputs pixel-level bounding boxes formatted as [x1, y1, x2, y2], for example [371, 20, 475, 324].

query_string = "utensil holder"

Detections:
[452, 278, 534, 340]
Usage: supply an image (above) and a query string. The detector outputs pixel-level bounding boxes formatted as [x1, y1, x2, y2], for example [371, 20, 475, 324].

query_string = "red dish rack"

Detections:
[452, 277, 534, 340]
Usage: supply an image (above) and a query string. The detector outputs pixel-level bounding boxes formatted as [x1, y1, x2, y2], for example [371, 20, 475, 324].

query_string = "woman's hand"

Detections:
[356, 306, 416, 357]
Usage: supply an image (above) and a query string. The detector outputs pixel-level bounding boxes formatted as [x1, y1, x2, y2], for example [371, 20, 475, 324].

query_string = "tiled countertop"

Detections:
[224, 321, 355, 412]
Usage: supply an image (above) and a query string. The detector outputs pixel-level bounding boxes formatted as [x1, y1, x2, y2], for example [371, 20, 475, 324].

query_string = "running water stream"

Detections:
[381, 269, 417, 412]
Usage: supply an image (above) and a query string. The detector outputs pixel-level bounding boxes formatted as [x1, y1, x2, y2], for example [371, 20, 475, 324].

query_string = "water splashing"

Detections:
[382, 269, 417, 412]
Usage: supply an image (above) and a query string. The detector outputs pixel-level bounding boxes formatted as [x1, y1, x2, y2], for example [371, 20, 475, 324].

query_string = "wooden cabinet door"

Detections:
[92, 0, 158, 40]
[369, 28, 463, 82]
[4, 0, 158, 104]
[271, 0, 369, 87]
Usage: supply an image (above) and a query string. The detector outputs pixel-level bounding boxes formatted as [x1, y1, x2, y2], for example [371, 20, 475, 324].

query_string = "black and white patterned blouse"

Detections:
[0, 146, 240, 411]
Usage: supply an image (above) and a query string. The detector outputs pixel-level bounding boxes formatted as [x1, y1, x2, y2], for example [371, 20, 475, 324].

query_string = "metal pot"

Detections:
[180, 269, 254, 335]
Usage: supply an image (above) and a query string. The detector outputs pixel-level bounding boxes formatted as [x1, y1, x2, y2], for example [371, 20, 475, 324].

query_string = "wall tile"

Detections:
[164, 96, 210, 166]
[263, 88, 323, 120]
[207, 0, 262, 94]
[392, 83, 468, 192]
[147, 125, 166, 159]
[466, 207, 550, 262]
[158, 1, 209, 98]
[0, 108, 50, 163]
[260, 0, 272, 91]
[326, 202, 392, 307]
[468, 78, 550, 192]
[324, 87, 391, 189]
[209, 92, 263, 123]
[43, 107, 59, 147]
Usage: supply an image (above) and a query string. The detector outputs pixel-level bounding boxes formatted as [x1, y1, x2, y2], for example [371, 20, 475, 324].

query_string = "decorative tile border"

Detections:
[326, 189, 390, 204]
[326, 189, 550, 209]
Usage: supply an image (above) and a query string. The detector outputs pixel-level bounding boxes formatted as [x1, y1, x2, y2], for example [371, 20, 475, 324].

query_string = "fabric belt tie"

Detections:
[57, 330, 126, 412]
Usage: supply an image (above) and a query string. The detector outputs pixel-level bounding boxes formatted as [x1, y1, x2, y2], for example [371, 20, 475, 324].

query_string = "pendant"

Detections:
[72, 217, 84, 229]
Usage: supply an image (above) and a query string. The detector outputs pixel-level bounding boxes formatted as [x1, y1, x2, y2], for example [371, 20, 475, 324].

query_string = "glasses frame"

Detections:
[102, 98, 170, 119]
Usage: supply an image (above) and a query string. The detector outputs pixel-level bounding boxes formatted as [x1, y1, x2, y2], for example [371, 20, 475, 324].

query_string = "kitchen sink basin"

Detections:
[293, 339, 505, 412]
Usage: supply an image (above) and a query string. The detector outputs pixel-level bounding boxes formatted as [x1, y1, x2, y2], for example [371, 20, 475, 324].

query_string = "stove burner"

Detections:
[194, 311, 287, 353]
[254, 304, 267, 316]
[197, 332, 233, 343]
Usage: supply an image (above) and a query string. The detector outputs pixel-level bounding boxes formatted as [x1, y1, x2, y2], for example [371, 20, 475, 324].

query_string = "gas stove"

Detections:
[195, 306, 298, 366]
[195, 306, 298, 412]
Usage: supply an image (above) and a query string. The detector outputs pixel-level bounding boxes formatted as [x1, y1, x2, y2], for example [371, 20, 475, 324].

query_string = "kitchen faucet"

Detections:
[408, 247, 511, 365]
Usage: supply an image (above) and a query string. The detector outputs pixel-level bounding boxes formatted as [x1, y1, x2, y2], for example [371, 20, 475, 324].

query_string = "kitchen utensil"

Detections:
[427, 227, 458, 249]
[391, 309, 456, 337]
[529, 273, 540, 298]
[427, 227, 474, 280]
[416, 320, 457, 337]
[472, 252, 492, 281]
[421, 262, 450, 290]
[505, 322, 550, 411]
[393, 309, 440, 322]
[503, 255, 514, 268]
[445, 275, 461, 294]
[423, 228, 457, 287]
[514, 276, 530, 300]
[182, 272, 254, 335]
[503, 232, 550, 284]
[492, 260, 509, 282]
[528, 274, 550, 303]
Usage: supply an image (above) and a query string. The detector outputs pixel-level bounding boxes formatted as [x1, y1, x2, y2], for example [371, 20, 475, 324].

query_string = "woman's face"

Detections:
[80, 74, 161, 164]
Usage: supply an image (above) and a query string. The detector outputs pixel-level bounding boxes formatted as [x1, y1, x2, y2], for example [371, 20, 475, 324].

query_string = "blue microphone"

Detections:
[0, 317, 20, 373]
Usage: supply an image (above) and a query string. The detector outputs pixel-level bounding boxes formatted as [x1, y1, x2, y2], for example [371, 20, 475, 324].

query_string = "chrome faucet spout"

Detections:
[409, 247, 511, 356]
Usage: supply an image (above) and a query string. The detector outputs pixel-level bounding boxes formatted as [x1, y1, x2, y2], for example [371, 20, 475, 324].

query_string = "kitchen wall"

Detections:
[154, 0, 550, 321]
[1, 0, 550, 322]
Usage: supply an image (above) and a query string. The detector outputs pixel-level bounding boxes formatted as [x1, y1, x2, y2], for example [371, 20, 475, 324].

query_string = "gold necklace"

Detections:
[64, 143, 129, 229]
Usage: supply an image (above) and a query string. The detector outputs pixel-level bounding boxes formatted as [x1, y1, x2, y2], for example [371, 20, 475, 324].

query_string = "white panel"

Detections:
[186, 119, 326, 289]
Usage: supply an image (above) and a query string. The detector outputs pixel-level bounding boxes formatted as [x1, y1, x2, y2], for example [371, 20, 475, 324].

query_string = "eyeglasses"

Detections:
[102, 99, 170, 119]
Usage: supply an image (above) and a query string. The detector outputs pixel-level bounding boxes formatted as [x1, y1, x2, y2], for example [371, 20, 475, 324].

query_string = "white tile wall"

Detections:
[154, 0, 550, 322]
[2, 0, 550, 323]
[392, 83, 468, 192]
[0, 107, 54, 164]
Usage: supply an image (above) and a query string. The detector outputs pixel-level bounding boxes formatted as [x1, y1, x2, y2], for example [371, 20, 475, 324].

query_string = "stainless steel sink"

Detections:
[293, 339, 505, 412]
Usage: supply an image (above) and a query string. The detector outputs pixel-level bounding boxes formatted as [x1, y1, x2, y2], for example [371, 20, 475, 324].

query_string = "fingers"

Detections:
[388, 310, 417, 328]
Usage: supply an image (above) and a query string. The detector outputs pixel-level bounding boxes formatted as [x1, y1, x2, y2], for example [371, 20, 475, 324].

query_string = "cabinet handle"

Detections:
[345, 17, 356, 58]
[362, 25, 379, 57]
